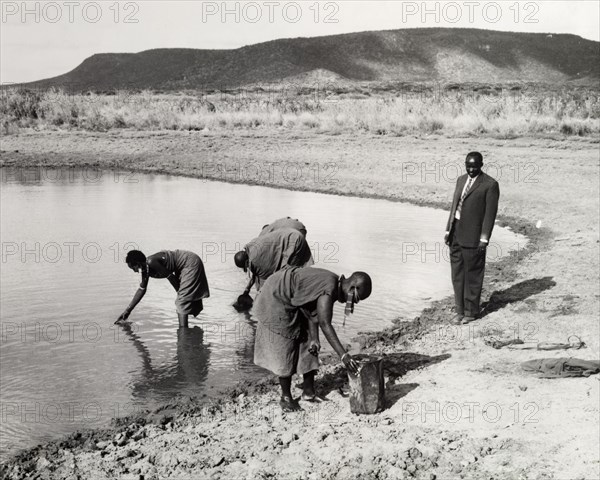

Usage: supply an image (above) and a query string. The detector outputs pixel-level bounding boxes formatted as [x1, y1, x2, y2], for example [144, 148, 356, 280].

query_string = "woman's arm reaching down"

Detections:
[243, 274, 256, 295]
[307, 312, 321, 355]
[116, 269, 149, 323]
[316, 295, 359, 374]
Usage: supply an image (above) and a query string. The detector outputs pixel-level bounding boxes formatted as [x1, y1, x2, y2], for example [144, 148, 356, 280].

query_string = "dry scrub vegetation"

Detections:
[1, 85, 599, 138]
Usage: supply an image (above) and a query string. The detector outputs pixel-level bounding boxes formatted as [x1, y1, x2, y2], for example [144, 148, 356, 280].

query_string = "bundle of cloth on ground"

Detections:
[521, 358, 600, 378]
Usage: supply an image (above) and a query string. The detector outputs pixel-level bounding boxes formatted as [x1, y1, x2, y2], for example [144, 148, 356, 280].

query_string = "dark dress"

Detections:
[253, 267, 338, 377]
[148, 250, 209, 316]
[245, 228, 313, 290]
[259, 217, 307, 237]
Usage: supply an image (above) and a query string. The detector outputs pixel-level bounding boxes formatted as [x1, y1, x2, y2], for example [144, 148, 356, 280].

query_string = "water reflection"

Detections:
[233, 311, 257, 368]
[118, 322, 154, 376]
[175, 327, 210, 386]
[118, 323, 211, 400]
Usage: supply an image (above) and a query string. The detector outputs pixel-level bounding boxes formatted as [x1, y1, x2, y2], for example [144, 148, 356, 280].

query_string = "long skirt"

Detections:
[165, 250, 210, 317]
[254, 320, 319, 377]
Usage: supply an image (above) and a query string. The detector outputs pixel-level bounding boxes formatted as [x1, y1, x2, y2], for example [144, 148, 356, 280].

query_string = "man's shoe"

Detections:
[461, 316, 476, 324]
[451, 313, 464, 325]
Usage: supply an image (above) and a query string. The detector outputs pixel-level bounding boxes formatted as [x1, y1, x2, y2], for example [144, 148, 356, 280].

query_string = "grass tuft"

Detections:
[1, 86, 599, 137]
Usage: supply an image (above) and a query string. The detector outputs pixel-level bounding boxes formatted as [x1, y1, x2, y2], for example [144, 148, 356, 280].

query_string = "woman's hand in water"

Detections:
[115, 310, 130, 324]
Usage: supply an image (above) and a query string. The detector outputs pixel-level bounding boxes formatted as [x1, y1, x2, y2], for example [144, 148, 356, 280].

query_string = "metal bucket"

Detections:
[348, 356, 385, 414]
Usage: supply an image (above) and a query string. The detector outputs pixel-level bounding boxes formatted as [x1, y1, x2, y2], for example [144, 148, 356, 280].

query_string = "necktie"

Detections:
[456, 177, 473, 218]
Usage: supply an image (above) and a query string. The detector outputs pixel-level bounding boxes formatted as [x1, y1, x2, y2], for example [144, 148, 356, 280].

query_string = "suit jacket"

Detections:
[446, 172, 500, 248]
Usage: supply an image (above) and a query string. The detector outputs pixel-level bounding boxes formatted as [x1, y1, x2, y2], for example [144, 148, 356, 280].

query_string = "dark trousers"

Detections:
[449, 228, 486, 317]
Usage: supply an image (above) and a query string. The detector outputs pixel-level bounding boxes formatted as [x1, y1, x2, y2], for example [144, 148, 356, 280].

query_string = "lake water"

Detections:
[0, 167, 526, 459]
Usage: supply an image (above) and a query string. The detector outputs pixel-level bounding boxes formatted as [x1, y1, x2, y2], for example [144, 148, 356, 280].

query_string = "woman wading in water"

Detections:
[116, 250, 210, 328]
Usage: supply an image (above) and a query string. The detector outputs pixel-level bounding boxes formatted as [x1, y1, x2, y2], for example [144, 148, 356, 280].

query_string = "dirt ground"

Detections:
[1, 129, 599, 480]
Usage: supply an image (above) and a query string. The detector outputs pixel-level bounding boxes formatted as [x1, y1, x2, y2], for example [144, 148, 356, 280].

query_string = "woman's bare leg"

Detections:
[178, 313, 189, 328]
[302, 371, 316, 399]
[279, 376, 301, 412]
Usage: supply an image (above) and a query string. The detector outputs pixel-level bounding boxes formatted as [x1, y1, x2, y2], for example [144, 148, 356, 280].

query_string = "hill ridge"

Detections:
[22, 28, 600, 90]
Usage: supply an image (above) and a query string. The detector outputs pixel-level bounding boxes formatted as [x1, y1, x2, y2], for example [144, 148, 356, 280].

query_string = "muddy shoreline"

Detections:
[1, 130, 598, 480]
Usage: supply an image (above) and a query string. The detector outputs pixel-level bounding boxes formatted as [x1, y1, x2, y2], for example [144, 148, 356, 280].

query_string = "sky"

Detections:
[1, 0, 599, 83]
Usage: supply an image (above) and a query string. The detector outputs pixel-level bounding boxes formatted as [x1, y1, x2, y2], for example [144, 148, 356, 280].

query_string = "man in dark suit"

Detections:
[444, 152, 500, 324]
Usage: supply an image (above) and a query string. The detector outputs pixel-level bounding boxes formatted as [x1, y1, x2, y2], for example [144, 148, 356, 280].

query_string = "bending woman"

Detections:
[234, 228, 313, 295]
[253, 266, 372, 411]
[116, 250, 210, 328]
